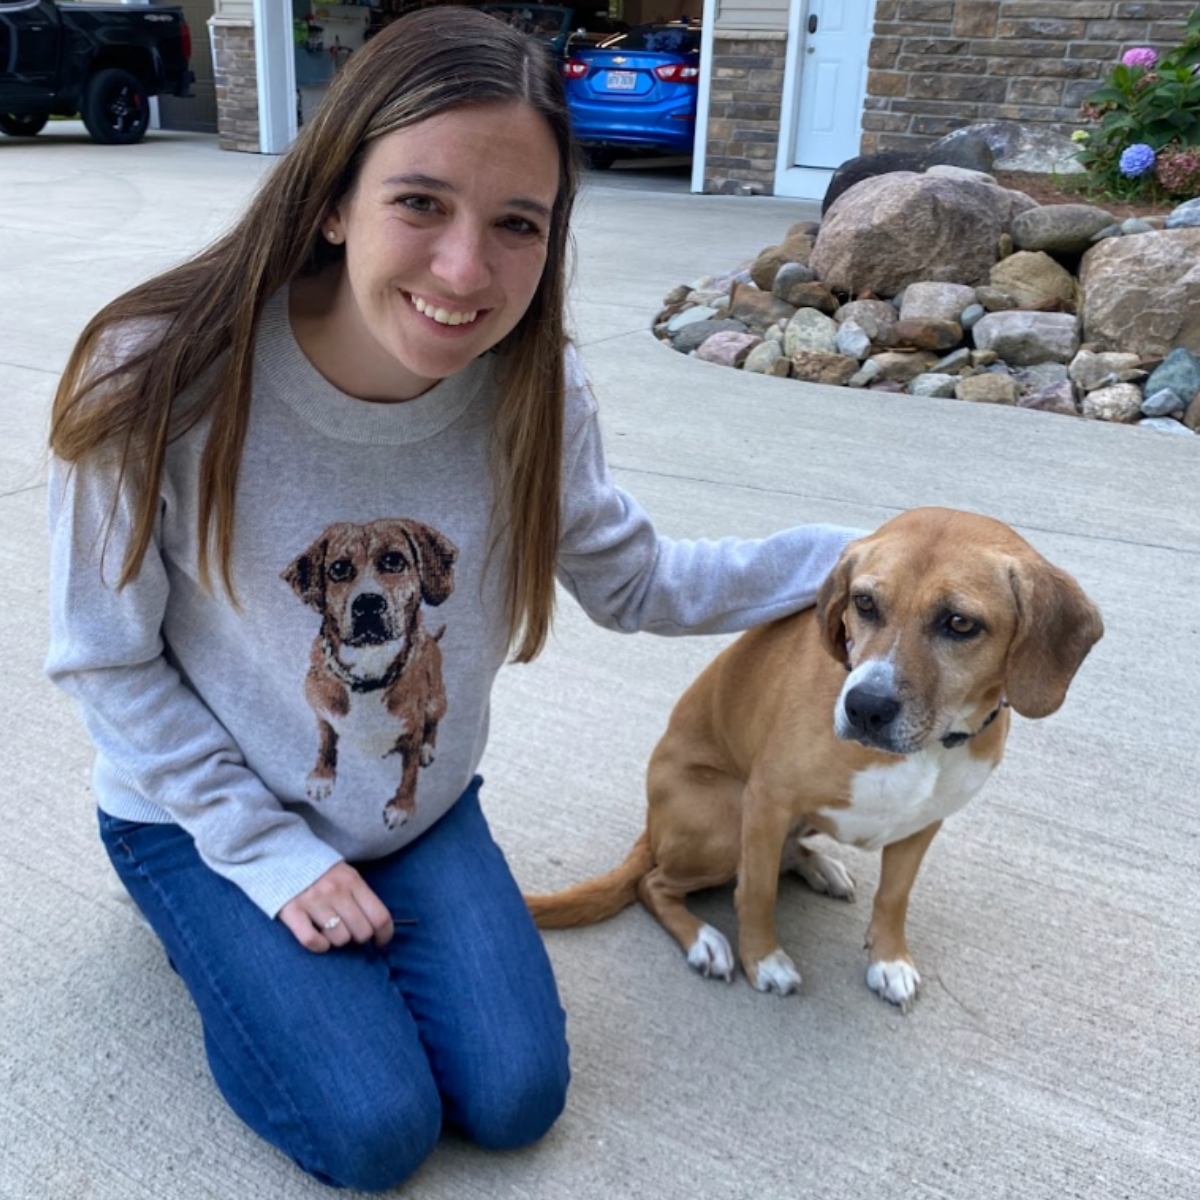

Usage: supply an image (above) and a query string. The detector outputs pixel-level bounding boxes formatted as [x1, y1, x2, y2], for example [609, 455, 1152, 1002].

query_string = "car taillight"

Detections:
[653, 63, 699, 83]
[181, 20, 192, 60]
[562, 59, 588, 80]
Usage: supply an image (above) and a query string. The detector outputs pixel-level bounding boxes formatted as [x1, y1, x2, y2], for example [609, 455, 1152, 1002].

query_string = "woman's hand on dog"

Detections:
[278, 862, 395, 951]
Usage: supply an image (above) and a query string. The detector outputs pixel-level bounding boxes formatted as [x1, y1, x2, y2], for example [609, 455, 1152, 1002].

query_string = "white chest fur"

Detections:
[819, 748, 995, 850]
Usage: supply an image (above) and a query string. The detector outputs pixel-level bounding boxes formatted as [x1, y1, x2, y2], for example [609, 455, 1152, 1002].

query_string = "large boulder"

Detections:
[1079, 229, 1200, 357]
[811, 172, 1037, 297]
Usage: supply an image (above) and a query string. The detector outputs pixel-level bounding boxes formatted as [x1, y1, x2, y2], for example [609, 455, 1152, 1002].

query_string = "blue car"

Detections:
[562, 22, 701, 168]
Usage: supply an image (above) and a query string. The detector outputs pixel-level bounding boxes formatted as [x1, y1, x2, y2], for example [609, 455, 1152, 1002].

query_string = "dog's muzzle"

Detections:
[349, 593, 392, 645]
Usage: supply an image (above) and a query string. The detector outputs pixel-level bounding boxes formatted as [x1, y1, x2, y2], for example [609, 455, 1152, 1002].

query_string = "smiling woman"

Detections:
[44, 5, 858, 1192]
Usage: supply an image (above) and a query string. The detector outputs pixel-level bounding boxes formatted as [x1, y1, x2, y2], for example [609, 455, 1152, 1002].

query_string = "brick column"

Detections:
[210, 16, 260, 154]
[703, 31, 787, 195]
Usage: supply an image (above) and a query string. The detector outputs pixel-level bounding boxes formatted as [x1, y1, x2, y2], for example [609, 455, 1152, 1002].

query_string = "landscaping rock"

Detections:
[695, 331, 760, 367]
[988, 251, 1076, 311]
[956, 374, 1020, 405]
[899, 282, 978, 324]
[1019, 381, 1078, 416]
[834, 300, 898, 341]
[1165, 198, 1200, 230]
[743, 341, 789, 376]
[908, 373, 959, 398]
[727, 282, 796, 334]
[790, 352, 861, 386]
[1010, 204, 1115, 254]
[1144, 347, 1200, 405]
[665, 304, 719, 333]
[1079, 228, 1200, 358]
[1069, 349, 1144, 393]
[835, 320, 873, 361]
[771, 261, 817, 303]
[868, 350, 940, 383]
[1138, 417, 1195, 434]
[972, 311, 1080, 365]
[892, 319, 963, 353]
[1142, 388, 1185, 418]
[783, 308, 839, 356]
[750, 231, 816, 290]
[670, 318, 748, 354]
[810, 171, 1036, 296]
[1081, 382, 1143, 422]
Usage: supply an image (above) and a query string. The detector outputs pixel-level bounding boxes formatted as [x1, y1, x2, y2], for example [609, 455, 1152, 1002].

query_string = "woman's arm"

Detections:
[46, 454, 345, 919]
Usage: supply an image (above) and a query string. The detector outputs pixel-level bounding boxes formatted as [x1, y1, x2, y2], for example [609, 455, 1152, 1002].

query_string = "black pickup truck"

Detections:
[0, 0, 192, 144]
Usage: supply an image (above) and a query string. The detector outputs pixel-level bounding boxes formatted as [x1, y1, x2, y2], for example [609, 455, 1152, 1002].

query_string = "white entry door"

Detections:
[791, 0, 875, 169]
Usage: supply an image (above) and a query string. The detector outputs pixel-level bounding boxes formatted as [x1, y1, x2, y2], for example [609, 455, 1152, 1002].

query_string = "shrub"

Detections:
[1075, 6, 1200, 198]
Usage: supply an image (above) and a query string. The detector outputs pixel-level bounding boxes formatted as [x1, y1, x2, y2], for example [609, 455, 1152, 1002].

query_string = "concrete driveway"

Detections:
[1, 124, 1197, 1200]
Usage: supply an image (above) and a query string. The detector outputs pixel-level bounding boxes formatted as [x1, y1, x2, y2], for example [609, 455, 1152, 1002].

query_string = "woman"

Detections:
[46, 7, 855, 1191]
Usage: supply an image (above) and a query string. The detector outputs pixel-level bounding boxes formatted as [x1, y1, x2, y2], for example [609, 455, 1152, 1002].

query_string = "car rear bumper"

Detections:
[567, 97, 696, 152]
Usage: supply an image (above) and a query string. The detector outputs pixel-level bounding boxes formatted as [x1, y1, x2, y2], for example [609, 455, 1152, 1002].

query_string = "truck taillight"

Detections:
[562, 59, 588, 80]
[181, 21, 192, 61]
[653, 64, 699, 83]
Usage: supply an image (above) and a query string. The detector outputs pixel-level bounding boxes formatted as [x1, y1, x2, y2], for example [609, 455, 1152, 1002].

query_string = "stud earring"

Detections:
[325, 228, 340, 243]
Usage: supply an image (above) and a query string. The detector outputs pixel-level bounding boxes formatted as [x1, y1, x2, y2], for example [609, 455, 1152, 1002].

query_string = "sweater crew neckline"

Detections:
[256, 288, 490, 445]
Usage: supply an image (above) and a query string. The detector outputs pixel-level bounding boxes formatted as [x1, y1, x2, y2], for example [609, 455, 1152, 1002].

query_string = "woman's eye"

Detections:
[500, 215, 541, 236]
[399, 195, 438, 214]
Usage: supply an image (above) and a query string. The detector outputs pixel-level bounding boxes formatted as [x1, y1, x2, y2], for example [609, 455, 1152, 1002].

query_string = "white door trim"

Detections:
[691, 0, 716, 193]
[254, 0, 297, 153]
[773, 0, 863, 200]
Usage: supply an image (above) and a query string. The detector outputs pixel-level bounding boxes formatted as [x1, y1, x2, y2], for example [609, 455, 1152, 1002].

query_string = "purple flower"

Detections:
[1119, 143, 1157, 177]
[1121, 46, 1158, 68]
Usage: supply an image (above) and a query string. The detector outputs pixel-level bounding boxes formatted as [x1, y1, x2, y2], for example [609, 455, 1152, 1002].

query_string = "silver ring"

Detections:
[322, 916, 342, 931]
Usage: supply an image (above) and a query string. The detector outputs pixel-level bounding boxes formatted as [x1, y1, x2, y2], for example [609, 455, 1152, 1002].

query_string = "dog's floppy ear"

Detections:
[1004, 556, 1103, 718]
[402, 522, 458, 607]
[816, 550, 856, 663]
[281, 538, 328, 611]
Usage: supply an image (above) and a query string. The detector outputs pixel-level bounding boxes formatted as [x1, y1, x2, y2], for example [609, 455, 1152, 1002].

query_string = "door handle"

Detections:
[808, 13, 818, 33]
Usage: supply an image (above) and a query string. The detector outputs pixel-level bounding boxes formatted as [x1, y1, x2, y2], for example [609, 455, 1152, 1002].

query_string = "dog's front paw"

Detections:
[687, 924, 735, 982]
[866, 958, 920, 1010]
[306, 772, 334, 802]
[383, 804, 412, 830]
[749, 949, 803, 995]
[419, 744, 436, 768]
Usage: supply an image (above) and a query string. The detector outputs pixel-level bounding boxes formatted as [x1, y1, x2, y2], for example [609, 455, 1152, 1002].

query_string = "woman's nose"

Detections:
[430, 221, 492, 295]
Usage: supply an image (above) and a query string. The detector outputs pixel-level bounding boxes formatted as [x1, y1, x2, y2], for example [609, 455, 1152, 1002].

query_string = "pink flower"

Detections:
[1121, 46, 1159, 68]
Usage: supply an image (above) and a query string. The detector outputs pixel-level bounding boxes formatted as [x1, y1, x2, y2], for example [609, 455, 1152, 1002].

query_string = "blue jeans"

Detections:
[100, 778, 569, 1192]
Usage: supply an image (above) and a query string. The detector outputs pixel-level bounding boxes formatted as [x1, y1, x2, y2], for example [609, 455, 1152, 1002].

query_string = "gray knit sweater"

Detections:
[47, 290, 856, 917]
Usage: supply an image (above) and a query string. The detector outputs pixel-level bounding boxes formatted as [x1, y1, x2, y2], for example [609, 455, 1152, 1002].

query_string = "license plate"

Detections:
[605, 70, 637, 91]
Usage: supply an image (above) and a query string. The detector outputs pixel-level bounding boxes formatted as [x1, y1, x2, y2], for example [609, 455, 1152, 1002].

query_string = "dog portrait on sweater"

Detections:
[283, 518, 457, 829]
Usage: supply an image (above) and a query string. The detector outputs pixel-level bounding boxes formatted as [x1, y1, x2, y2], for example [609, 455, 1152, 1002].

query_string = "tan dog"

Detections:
[283, 518, 457, 829]
[527, 508, 1103, 1008]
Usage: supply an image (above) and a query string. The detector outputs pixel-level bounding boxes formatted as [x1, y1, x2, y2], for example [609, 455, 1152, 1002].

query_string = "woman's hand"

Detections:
[278, 862, 395, 952]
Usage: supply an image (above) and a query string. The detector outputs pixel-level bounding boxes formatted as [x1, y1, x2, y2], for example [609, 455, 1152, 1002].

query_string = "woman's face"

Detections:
[316, 100, 561, 402]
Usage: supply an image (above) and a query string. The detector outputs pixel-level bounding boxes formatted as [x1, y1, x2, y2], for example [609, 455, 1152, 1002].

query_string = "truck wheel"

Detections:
[0, 113, 49, 137]
[81, 69, 150, 145]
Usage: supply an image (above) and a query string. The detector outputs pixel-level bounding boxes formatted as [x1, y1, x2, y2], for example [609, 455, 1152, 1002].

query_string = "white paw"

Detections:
[789, 848, 856, 900]
[750, 949, 803, 995]
[687, 924, 735, 982]
[866, 959, 921, 1009]
[419, 744, 436, 768]
[383, 805, 411, 830]
[306, 773, 333, 802]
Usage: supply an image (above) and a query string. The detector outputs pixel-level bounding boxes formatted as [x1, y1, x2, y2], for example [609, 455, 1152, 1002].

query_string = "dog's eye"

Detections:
[945, 613, 981, 638]
[377, 551, 409, 574]
[852, 593, 877, 618]
[328, 558, 356, 583]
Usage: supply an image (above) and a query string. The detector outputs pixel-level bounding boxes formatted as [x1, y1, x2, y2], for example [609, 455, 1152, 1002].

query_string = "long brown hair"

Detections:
[50, 7, 579, 662]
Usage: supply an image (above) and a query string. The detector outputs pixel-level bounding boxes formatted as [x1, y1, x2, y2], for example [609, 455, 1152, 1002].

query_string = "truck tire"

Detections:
[81, 68, 150, 145]
[0, 113, 49, 137]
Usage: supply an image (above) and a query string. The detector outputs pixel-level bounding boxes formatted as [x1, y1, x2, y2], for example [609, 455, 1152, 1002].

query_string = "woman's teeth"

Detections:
[412, 296, 479, 326]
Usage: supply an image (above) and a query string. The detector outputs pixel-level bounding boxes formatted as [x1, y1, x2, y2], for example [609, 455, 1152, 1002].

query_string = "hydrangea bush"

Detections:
[1075, 6, 1200, 199]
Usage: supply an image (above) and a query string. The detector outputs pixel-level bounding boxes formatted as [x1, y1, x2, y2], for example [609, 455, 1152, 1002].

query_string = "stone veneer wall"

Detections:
[863, 0, 1197, 155]
[211, 16, 259, 153]
[704, 31, 788, 195]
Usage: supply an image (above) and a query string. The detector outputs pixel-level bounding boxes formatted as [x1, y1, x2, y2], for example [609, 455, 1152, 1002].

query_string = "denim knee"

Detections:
[452, 1043, 570, 1151]
[298, 1086, 443, 1193]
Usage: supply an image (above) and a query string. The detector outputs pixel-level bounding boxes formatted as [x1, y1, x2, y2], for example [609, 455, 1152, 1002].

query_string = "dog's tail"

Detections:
[524, 832, 654, 929]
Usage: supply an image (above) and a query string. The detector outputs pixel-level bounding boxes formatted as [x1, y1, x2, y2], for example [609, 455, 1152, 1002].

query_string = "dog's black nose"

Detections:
[844, 686, 900, 734]
[350, 593, 389, 643]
